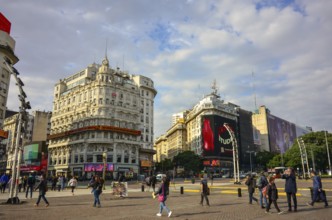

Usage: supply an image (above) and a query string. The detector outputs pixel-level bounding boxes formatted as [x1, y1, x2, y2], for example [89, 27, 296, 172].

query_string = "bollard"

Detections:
[180, 186, 184, 194]
[141, 184, 145, 192]
[238, 188, 242, 197]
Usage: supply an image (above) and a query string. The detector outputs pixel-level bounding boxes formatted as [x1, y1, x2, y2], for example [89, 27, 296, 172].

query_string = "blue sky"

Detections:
[1, 0, 332, 137]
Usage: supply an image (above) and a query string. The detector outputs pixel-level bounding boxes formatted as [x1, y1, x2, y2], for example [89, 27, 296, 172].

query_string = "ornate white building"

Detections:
[48, 56, 156, 179]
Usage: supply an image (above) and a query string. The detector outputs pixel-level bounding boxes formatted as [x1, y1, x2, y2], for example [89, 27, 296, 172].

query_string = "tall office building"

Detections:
[48, 56, 156, 179]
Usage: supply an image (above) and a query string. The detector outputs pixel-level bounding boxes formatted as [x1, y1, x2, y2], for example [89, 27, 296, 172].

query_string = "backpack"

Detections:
[257, 176, 262, 188]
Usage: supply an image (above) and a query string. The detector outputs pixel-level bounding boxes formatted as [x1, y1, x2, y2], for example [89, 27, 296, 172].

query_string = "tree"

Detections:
[267, 154, 282, 168]
[173, 151, 203, 176]
[255, 151, 277, 170]
[155, 158, 173, 173]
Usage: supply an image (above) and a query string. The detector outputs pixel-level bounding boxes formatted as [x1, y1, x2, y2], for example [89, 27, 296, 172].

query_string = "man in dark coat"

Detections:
[307, 170, 328, 208]
[245, 174, 258, 204]
[282, 167, 297, 212]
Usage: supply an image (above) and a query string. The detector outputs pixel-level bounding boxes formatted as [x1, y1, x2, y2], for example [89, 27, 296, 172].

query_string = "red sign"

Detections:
[0, 13, 11, 34]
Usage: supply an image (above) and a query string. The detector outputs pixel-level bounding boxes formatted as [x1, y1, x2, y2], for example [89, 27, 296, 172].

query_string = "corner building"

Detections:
[48, 56, 156, 179]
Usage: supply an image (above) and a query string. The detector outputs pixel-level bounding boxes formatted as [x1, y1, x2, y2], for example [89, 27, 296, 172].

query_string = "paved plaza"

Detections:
[0, 179, 332, 220]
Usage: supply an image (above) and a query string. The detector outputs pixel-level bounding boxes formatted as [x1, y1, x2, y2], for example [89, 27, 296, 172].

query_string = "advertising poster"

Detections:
[84, 163, 114, 172]
[201, 115, 237, 158]
[111, 181, 128, 197]
[267, 114, 296, 153]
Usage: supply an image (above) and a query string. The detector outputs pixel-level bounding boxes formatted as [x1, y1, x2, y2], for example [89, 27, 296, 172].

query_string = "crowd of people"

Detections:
[0, 167, 330, 218]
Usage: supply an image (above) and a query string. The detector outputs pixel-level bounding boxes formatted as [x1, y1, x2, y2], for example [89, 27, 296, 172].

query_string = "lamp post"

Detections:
[325, 131, 331, 175]
[3, 57, 31, 204]
[102, 152, 107, 189]
[246, 150, 255, 173]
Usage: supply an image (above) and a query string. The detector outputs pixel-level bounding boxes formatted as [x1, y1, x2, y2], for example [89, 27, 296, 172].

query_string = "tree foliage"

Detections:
[255, 151, 277, 169]
[173, 151, 203, 175]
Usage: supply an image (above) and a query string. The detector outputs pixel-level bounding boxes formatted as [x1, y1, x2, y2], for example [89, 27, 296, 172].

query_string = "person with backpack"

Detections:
[26, 173, 36, 199]
[34, 174, 50, 207]
[265, 176, 284, 214]
[257, 172, 268, 209]
[282, 167, 297, 212]
[199, 175, 210, 206]
[245, 174, 258, 205]
[307, 170, 328, 208]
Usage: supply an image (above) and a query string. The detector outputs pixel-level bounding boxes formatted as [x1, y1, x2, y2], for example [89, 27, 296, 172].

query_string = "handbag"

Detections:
[158, 194, 165, 202]
[262, 186, 267, 196]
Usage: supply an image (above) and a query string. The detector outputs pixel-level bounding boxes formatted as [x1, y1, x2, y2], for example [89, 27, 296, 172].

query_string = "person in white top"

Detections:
[68, 176, 78, 195]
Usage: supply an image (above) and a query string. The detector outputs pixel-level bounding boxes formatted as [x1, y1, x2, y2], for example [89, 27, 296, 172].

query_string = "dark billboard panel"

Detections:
[201, 115, 237, 157]
[0, 13, 11, 34]
[267, 115, 296, 153]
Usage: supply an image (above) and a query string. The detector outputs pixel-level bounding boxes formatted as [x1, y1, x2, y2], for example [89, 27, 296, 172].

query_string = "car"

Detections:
[156, 174, 166, 182]
[222, 173, 232, 178]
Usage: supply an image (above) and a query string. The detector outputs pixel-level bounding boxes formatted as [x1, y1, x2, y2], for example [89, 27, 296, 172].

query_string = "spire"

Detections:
[102, 39, 109, 67]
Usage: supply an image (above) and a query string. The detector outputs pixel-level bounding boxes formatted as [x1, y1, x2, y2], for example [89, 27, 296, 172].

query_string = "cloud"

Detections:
[1, 0, 332, 139]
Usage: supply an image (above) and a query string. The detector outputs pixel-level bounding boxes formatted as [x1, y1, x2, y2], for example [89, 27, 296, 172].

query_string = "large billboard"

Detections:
[0, 13, 11, 34]
[267, 115, 296, 153]
[21, 142, 48, 172]
[201, 115, 237, 158]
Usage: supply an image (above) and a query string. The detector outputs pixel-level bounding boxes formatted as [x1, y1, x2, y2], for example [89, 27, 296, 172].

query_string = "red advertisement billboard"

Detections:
[0, 13, 11, 34]
[201, 115, 237, 157]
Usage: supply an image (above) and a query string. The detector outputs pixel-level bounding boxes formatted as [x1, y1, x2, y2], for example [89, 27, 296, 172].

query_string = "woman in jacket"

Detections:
[265, 176, 283, 214]
[282, 167, 297, 211]
[90, 175, 103, 208]
[245, 174, 258, 204]
[68, 176, 78, 195]
[34, 174, 49, 207]
[154, 176, 172, 217]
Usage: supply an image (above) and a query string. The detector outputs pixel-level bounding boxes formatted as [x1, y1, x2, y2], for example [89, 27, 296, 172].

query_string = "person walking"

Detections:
[34, 174, 49, 207]
[0, 173, 9, 193]
[265, 176, 284, 214]
[26, 173, 36, 199]
[51, 176, 57, 191]
[257, 172, 268, 209]
[199, 176, 210, 206]
[150, 175, 157, 193]
[23, 176, 28, 192]
[68, 176, 78, 195]
[245, 174, 258, 205]
[57, 175, 63, 192]
[282, 167, 297, 212]
[307, 170, 329, 208]
[154, 176, 172, 217]
[90, 175, 103, 208]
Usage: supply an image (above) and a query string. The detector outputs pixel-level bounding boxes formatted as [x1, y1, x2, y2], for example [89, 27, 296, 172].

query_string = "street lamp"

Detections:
[325, 131, 331, 175]
[3, 57, 31, 204]
[102, 152, 107, 189]
[246, 148, 255, 173]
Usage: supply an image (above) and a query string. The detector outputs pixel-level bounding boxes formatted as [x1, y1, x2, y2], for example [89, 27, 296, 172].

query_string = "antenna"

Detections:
[252, 71, 257, 111]
[211, 79, 218, 95]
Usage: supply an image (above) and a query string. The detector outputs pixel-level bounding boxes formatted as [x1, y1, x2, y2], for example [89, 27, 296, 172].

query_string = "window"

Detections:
[131, 158, 136, 164]
[87, 155, 93, 163]
[124, 156, 129, 163]
[107, 155, 113, 162]
[117, 155, 122, 163]
[97, 155, 103, 163]
[79, 155, 84, 163]
[75, 155, 78, 163]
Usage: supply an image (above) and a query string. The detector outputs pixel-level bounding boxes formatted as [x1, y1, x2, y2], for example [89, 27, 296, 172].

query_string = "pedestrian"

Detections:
[307, 170, 329, 208]
[154, 176, 172, 217]
[150, 175, 157, 193]
[199, 175, 210, 206]
[34, 174, 49, 207]
[57, 175, 63, 191]
[26, 173, 36, 199]
[62, 175, 67, 191]
[210, 174, 214, 186]
[68, 176, 78, 195]
[265, 176, 284, 214]
[0, 173, 9, 193]
[282, 167, 297, 212]
[245, 174, 258, 205]
[89, 175, 103, 208]
[18, 176, 23, 192]
[257, 172, 268, 209]
[51, 176, 57, 191]
[23, 176, 28, 192]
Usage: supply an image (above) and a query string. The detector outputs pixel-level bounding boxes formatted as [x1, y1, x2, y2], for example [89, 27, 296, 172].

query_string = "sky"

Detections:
[1, 0, 332, 138]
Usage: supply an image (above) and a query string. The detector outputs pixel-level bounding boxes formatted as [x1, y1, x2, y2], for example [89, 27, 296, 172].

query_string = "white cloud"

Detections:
[1, 0, 331, 138]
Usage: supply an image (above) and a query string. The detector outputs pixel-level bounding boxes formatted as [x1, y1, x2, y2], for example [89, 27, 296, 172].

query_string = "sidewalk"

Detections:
[0, 184, 331, 220]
